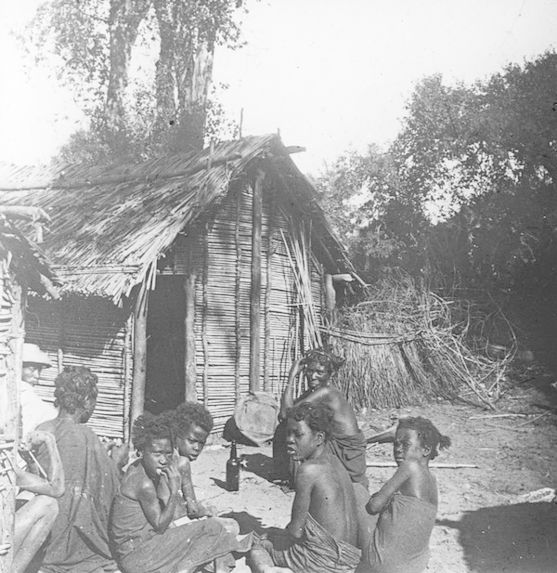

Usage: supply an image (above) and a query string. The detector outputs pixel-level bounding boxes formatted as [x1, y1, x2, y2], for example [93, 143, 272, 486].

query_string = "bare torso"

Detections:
[298, 453, 358, 546]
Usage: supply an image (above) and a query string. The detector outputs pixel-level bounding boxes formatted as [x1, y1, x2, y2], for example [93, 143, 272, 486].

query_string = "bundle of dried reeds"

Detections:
[327, 275, 510, 410]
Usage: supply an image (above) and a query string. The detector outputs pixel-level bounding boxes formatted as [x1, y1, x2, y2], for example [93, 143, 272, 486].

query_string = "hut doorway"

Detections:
[145, 276, 186, 413]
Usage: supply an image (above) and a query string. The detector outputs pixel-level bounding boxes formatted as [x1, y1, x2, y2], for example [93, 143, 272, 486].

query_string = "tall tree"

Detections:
[25, 0, 246, 160]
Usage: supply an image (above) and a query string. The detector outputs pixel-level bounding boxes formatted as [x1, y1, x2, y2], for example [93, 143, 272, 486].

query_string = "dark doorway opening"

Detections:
[145, 276, 185, 414]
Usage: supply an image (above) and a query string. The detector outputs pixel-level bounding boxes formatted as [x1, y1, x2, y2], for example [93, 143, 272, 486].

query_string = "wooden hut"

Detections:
[0, 210, 59, 573]
[0, 135, 358, 439]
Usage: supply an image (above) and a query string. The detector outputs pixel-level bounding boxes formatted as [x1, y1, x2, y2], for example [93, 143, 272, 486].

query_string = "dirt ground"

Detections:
[190, 367, 557, 573]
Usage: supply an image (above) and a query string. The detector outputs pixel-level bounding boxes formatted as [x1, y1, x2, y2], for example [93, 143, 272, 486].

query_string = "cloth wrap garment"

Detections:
[258, 512, 361, 573]
[110, 490, 250, 573]
[365, 492, 437, 573]
[36, 417, 120, 573]
[326, 430, 369, 489]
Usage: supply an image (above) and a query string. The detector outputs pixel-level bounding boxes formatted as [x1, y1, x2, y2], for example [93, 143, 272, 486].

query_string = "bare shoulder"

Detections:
[122, 463, 152, 499]
[177, 455, 191, 474]
[296, 459, 325, 484]
[35, 419, 56, 433]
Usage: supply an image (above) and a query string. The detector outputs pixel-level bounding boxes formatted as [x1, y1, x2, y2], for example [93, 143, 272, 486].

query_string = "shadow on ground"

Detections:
[242, 453, 276, 483]
[438, 502, 557, 572]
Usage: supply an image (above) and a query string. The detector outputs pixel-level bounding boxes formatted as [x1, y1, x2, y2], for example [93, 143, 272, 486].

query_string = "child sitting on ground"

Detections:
[110, 413, 250, 573]
[250, 402, 361, 573]
[168, 402, 218, 519]
[358, 416, 451, 573]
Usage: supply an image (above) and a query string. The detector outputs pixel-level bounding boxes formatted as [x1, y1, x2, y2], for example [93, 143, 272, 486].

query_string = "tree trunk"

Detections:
[105, 0, 151, 148]
[152, 0, 215, 153]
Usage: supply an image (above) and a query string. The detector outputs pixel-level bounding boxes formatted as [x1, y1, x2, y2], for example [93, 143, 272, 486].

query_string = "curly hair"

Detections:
[132, 412, 172, 452]
[171, 402, 214, 437]
[397, 416, 451, 460]
[286, 402, 334, 439]
[54, 366, 98, 413]
[302, 347, 345, 375]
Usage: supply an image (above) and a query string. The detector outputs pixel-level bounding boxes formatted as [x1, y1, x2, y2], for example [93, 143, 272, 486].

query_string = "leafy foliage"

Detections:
[24, 0, 247, 162]
[319, 51, 557, 293]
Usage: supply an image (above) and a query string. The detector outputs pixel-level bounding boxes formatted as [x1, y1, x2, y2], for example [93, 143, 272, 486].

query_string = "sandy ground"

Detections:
[190, 370, 557, 573]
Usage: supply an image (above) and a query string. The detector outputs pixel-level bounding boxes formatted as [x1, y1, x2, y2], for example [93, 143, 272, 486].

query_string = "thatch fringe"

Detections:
[331, 275, 510, 410]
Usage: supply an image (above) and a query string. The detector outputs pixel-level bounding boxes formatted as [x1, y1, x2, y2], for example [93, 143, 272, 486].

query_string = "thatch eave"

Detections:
[0, 134, 359, 301]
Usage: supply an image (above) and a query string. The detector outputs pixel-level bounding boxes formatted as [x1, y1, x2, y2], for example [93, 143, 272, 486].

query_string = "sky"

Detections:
[1, 0, 556, 174]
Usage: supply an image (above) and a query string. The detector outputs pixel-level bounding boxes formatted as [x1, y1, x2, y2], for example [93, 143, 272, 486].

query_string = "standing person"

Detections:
[249, 402, 361, 573]
[35, 366, 120, 573]
[20, 343, 57, 437]
[111, 413, 251, 573]
[277, 348, 368, 489]
[357, 417, 451, 573]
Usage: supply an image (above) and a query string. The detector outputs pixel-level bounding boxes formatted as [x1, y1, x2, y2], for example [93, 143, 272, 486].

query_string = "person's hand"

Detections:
[161, 461, 181, 494]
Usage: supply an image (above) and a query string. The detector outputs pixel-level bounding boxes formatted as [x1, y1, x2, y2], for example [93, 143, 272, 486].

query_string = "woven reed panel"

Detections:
[153, 182, 324, 433]
[25, 296, 128, 439]
[0, 264, 22, 573]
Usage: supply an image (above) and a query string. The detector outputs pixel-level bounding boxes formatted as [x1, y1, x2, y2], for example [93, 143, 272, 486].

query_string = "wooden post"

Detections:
[201, 228, 209, 408]
[184, 247, 197, 402]
[130, 285, 148, 425]
[234, 188, 242, 403]
[123, 314, 133, 443]
[263, 189, 274, 392]
[0, 282, 24, 573]
[249, 170, 265, 393]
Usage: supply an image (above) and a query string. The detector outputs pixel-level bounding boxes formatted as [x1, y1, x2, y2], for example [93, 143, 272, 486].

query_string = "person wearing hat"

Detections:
[20, 343, 57, 438]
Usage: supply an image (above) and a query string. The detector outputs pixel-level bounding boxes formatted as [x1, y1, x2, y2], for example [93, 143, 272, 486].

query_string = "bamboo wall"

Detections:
[22, 178, 325, 438]
[159, 179, 324, 431]
[0, 264, 24, 573]
[25, 297, 130, 440]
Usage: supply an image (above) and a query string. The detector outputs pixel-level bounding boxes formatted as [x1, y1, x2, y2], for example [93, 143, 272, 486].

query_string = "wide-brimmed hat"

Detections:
[22, 343, 52, 368]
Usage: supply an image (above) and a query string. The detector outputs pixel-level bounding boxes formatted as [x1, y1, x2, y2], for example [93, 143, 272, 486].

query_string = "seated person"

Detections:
[166, 402, 225, 521]
[250, 402, 361, 573]
[111, 413, 251, 573]
[36, 366, 121, 573]
[2, 431, 64, 573]
[357, 417, 451, 573]
[277, 348, 368, 489]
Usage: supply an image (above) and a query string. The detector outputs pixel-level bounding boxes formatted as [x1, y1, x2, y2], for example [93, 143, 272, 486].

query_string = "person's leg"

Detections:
[13, 495, 58, 573]
[247, 546, 293, 573]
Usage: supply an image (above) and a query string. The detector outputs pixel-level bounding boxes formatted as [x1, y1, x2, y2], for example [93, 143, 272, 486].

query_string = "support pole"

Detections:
[130, 285, 148, 425]
[249, 170, 265, 393]
[184, 251, 197, 402]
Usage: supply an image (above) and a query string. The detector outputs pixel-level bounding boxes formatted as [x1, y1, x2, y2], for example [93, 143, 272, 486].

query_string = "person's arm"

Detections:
[176, 457, 206, 517]
[366, 462, 413, 514]
[15, 431, 64, 498]
[286, 464, 314, 539]
[137, 462, 182, 533]
[279, 357, 305, 420]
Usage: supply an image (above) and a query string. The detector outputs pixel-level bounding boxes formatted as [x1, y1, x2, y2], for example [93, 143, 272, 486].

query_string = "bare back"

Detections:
[294, 452, 358, 546]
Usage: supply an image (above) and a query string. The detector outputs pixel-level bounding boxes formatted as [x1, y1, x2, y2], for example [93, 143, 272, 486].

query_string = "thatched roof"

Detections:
[0, 214, 60, 298]
[0, 134, 355, 302]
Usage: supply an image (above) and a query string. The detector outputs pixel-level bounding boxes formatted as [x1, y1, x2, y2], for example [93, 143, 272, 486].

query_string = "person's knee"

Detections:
[216, 517, 240, 536]
[34, 496, 59, 524]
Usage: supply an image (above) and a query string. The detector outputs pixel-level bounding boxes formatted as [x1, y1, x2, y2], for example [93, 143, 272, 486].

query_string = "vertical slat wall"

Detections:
[25, 296, 129, 439]
[0, 265, 21, 573]
[159, 179, 323, 432]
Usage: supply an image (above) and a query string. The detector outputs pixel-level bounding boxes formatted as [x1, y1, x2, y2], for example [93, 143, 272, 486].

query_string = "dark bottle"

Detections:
[226, 440, 240, 491]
